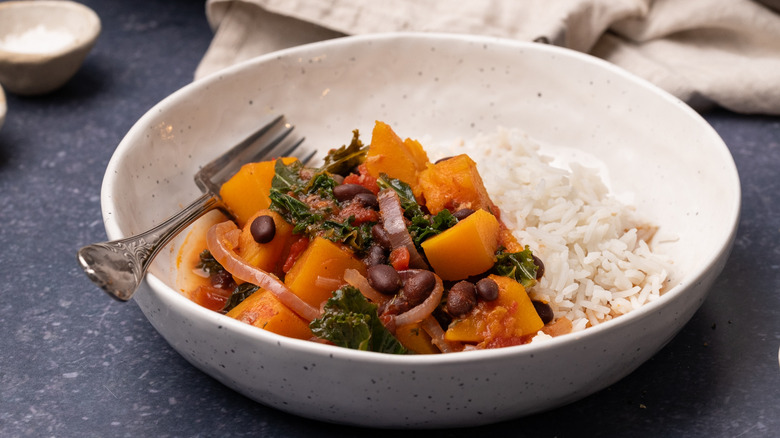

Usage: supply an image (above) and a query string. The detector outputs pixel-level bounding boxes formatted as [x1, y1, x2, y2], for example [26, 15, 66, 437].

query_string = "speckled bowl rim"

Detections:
[102, 32, 741, 366]
[0, 83, 6, 130]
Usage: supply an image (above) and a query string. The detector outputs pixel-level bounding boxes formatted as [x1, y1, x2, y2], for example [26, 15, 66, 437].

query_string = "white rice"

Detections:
[427, 128, 673, 336]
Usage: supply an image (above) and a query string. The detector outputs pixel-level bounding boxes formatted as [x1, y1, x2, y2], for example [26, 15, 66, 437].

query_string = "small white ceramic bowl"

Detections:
[0, 1, 100, 95]
[98, 33, 740, 428]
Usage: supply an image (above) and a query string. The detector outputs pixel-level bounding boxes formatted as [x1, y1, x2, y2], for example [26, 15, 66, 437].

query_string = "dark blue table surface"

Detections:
[1, 1, 778, 436]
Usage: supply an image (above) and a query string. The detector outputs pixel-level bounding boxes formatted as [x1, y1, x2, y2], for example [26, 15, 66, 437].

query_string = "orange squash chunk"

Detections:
[284, 237, 366, 308]
[421, 209, 500, 281]
[234, 209, 294, 275]
[395, 323, 438, 354]
[226, 289, 312, 340]
[445, 275, 543, 345]
[418, 154, 497, 216]
[498, 223, 524, 253]
[364, 121, 429, 188]
[219, 157, 297, 227]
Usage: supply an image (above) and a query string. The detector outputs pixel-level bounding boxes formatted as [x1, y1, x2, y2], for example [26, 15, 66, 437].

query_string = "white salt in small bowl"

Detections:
[0, 1, 100, 95]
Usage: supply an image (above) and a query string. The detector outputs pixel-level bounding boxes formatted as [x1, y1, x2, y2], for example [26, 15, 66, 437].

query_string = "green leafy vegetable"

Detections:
[492, 247, 538, 288]
[222, 283, 259, 314]
[268, 190, 324, 235]
[271, 158, 307, 193]
[308, 172, 337, 199]
[268, 154, 376, 253]
[271, 158, 337, 199]
[377, 174, 458, 248]
[196, 249, 224, 274]
[320, 129, 367, 176]
[377, 173, 424, 218]
[310, 286, 409, 354]
[409, 209, 458, 248]
[318, 219, 374, 253]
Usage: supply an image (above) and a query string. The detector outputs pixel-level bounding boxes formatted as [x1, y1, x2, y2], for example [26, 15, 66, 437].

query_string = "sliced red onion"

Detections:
[377, 189, 429, 269]
[206, 221, 320, 322]
[419, 315, 460, 354]
[393, 270, 443, 327]
[343, 268, 386, 304]
[314, 275, 344, 291]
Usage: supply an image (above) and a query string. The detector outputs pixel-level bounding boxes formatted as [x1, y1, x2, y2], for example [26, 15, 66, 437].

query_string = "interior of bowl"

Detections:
[102, 33, 739, 355]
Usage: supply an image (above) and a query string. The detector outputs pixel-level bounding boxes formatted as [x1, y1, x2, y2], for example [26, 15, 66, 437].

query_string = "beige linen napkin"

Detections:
[196, 0, 780, 115]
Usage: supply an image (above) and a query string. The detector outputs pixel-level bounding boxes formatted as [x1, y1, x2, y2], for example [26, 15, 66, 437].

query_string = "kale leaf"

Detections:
[196, 249, 224, 274]
[268, 190, 324, 235]
[319, 219, 374, 254]
[320, 129, 367, 176]
[271, 158, 307, 193]
[377, 174, 457, 248]
[269, 155, 377, 253]
[409, 209, 458, 248]
[310, 286, 409, 354]
[492, 247, 539, 288]
[307, 172, 337, 199]
[376, 173, 424, 219]
[221, 283, 259, 314]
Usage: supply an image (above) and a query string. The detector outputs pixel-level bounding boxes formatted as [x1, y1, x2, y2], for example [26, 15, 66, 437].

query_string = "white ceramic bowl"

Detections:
[0, 83, 5, 131]
[99, 33, 740, 428]
[0, 1, 100, 95]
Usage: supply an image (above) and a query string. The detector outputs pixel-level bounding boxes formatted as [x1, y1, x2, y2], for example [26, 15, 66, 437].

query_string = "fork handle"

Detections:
[77, 193, 221, 301]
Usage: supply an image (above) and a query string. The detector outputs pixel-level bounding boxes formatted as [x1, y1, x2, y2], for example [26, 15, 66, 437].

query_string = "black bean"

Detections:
[532, 300, 554, 324]
[446, 281, 477, 317]
[532, 255, 545, 279]
[367, 264, 402, 295]
[354, 192, 379, 209]
[330, 174, 345, 185]
[362, 244, 387, 267]
[371, 224, 393, 250]
[333, 183, 372, 202]
[250, 215, 276, 243]
[435, 156, 454, 164]
[402, 270, 436, 306]
[453, 208, 475, 221]
[475, 278, 499, 301]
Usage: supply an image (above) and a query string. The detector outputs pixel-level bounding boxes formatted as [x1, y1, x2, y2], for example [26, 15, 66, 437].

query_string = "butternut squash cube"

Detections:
[235, 209, 294, 275]
[395, 323, 438, 354]
[364, 121, 429, 187]
[219, 157, 297, 227]
[284, 237, 366, 308]
[421, 209, 500, 281]
[226, 289, 312, 340]
[418, 154, 497, 216]
[445, 274, 543, 344]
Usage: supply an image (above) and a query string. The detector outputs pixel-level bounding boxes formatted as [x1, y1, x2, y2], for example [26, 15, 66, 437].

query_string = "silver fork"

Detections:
[77, 115, 314, 302]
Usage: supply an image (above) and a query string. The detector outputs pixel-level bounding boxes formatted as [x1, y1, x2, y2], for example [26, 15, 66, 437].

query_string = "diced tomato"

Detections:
[389, 246, 410, 271]
[192, 285, 232, 312]
[480, 334, 533, 349]
[282, 235, 310, 273]
[477, 301, 533, 349]
[342, 174, 360, 185]
[343, 163, 379, 194]
[338, 202, 379, 225]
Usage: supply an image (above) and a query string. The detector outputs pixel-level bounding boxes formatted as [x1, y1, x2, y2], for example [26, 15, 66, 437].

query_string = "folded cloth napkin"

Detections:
[196, 0, 780, 115]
